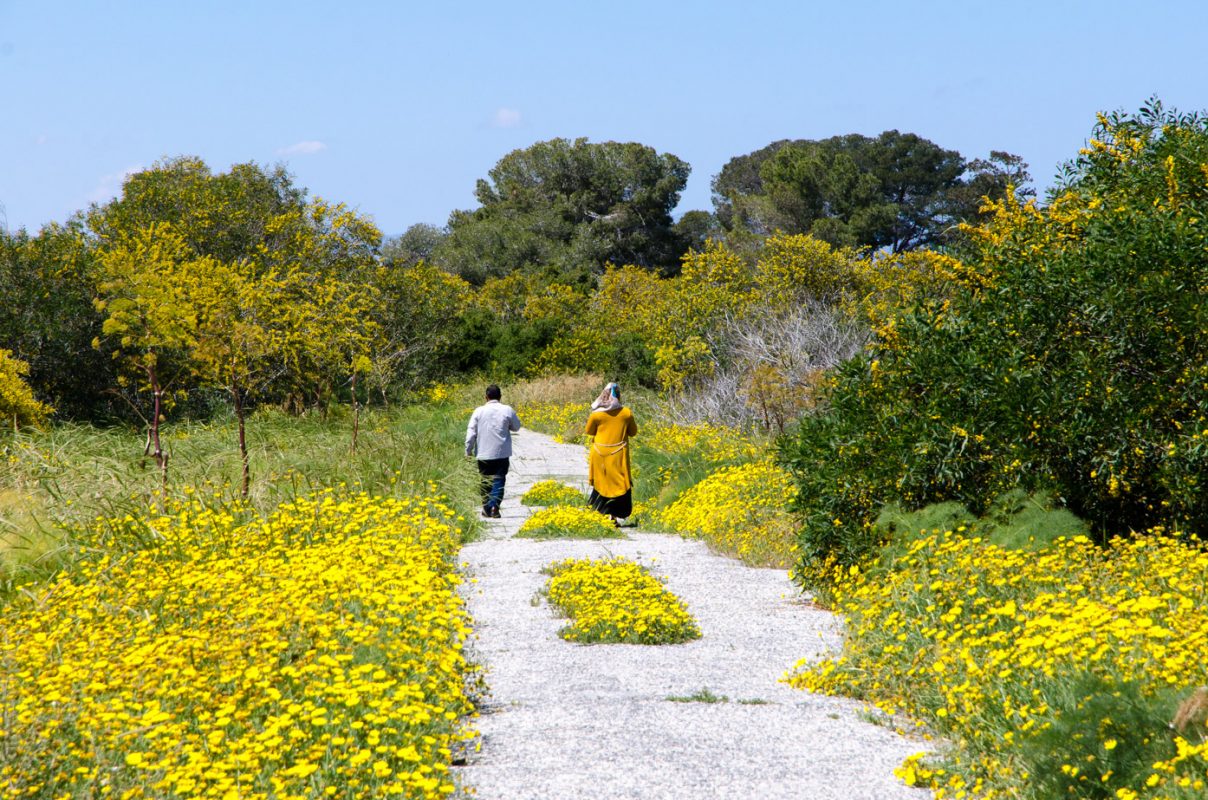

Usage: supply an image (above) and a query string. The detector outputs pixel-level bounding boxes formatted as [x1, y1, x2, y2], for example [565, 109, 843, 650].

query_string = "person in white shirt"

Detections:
[465, 384, 522, 518]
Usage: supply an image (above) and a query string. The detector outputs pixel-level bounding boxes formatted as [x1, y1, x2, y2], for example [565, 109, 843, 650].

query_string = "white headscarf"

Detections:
[591, 382, 622, 412]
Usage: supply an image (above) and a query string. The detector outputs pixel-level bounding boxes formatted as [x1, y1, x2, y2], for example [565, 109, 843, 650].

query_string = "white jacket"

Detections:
[465, 401, 522, 459]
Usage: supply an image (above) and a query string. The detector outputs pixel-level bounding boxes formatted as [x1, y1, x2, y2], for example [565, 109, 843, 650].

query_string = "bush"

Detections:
[0, 349, 53, 428]
[783, 101, 1208, 578]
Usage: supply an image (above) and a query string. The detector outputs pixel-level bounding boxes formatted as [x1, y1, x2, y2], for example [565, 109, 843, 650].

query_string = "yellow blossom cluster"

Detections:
[520, 480, 585, 507]
[517, 402, 590, 443]
[788, 529, 1208, 799]
[543, 557, 701, 645]
[517, 506, 620, 540]
[1, 489, 475, 800]
[656, 459, 798, 567]
[641, 421, 761, 465]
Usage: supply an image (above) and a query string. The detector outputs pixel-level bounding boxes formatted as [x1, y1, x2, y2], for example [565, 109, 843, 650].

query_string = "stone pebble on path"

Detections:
[458, 428, 931, 800]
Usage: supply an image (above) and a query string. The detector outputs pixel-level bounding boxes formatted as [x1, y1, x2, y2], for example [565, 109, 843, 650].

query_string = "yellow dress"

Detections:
[585, 407, 638, 498]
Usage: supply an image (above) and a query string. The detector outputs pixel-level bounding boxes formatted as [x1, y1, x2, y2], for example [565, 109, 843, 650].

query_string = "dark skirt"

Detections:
[589, 488, 632, 519]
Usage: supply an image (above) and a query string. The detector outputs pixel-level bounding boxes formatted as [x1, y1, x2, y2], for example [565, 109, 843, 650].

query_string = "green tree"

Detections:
[382, 223, 448, 268]
[93, 223, 207, 490]
[368, 260, 470, 396]
[0, 223, 114, 418]
[714, 132, 1031, 251]
[89, 158, 383, 491]
[433, 138, 691, 283]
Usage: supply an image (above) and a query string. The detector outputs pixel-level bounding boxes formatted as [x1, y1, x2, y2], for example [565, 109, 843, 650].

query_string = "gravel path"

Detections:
[458, 428, 929, 799]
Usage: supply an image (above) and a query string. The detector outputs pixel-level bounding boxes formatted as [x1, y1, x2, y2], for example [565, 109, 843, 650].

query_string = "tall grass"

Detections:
[0, 400, 478, 599]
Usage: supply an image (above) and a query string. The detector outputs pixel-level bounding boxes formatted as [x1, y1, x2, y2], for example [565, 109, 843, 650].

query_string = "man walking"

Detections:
[465, 384, 522, 518]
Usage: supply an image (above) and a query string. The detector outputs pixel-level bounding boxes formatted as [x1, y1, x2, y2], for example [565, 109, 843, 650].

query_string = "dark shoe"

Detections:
[481, 507, 492, 519]
[489, 506, 502, 518]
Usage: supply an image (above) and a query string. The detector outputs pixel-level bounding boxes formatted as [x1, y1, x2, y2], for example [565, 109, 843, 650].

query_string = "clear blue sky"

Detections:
[3, 1, 1206, 236]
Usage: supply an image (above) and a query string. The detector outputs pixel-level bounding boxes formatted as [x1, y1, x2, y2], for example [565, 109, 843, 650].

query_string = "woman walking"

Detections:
[584, 382, 638, 525]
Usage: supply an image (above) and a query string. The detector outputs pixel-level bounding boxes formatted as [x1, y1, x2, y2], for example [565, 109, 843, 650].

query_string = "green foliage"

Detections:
[1015, 674, 1182, 800]
[783, 101, 1208, 580]
[381, 223, 447, 268]
[433, 138, 691, 283]
[0, 225, 113, 419]
[875, 492, 1089, 553]
[713, 131, 1031, 251]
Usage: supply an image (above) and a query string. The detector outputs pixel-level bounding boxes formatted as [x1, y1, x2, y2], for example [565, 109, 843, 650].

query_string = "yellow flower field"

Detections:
[641, 421, 761, 465]
[789, 529, 1208, 799]
[1, 488, 475, 800]
[544, 557, 701, 645]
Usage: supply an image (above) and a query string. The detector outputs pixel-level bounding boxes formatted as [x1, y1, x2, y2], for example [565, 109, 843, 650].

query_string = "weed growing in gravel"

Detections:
[543, 557, 701, 645]
[517, 506, 622, 540]
[666, 688, 729, 703]
[520, 480, 585, 507]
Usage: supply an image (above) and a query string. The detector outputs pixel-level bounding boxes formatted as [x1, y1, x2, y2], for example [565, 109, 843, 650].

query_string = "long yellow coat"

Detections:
[585, 407, 638, 497]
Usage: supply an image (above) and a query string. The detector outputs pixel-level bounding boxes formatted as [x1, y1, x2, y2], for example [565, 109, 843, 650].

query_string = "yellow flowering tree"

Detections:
[0, 349, 53, 428]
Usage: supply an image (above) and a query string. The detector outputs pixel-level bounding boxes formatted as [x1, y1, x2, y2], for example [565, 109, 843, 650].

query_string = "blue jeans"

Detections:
[477, 458, 509, 509]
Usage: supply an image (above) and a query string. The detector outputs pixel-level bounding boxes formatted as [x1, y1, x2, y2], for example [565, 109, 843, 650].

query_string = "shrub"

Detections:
[783, 101, 1208, 579]
[0, 349, 53, 428]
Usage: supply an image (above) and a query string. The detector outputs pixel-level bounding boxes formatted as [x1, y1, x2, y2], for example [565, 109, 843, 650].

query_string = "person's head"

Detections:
[485, 384, 502, 401]
[609, 382, 621, 401]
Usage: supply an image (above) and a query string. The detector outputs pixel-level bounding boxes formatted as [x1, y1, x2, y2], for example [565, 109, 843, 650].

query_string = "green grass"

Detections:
[0, 399, 479, 601]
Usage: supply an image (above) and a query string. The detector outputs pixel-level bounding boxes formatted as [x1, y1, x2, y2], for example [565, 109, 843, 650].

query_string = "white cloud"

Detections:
[87, 165, 143, 203]
[276, 140, 328, 156]
[490, 108, 522, 129]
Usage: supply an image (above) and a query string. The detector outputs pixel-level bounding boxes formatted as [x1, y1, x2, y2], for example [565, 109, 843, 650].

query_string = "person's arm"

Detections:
[585, 412, 598, 437]
[627, 412, 638, 438]
[509, 408, 522, 432]
[465, 410, 479, 456]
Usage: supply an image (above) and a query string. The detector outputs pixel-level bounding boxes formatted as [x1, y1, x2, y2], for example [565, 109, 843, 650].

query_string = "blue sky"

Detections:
[2, 1, 1206, 236]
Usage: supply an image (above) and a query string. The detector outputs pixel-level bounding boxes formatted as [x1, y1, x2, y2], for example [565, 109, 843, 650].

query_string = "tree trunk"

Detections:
[234, 381, 250, 498]
[351, 371, 360, 454]
[147, 366, 168, 503]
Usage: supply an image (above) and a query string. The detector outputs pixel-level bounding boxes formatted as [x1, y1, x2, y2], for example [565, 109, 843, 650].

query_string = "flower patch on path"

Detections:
[517, 506, 622, 539]
[543, 557, 701, 645]
[520, 480, 585, 507]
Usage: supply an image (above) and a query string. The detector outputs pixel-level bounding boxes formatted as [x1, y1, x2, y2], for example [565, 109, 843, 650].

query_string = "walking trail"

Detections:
[458, 429, 929, 799]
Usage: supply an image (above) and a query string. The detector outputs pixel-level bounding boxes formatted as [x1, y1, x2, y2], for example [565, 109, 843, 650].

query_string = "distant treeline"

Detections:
[0, 128, 1028, 427]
